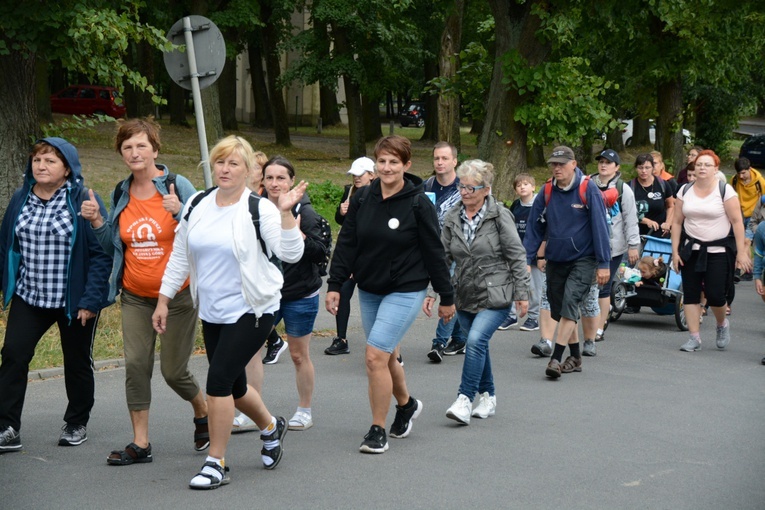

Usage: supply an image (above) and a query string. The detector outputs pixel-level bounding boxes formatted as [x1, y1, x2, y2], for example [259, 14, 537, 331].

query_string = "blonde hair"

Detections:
[208, 135, 256, 174]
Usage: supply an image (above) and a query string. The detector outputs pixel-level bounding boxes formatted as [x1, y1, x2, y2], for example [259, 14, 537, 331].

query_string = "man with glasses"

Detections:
[523, 146, 611, 378]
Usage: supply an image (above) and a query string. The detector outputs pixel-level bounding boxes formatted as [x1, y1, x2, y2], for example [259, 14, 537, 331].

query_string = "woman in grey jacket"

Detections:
[424, 160, 529, 425]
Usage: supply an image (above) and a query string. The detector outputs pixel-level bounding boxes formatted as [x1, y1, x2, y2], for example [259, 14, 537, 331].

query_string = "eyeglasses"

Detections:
[696, 163, 716, 168]
[457, 183, 486, 193]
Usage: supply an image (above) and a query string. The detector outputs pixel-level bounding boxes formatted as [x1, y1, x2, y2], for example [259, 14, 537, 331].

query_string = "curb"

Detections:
[28, 354, 161, 381]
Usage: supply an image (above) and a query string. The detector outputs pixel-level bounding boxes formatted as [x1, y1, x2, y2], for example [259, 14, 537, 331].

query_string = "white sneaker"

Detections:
[288, 411, 313, 431]
[445, 394, 472, 425]
[232, 412, 259, 434]
[471, 392, 496, 419]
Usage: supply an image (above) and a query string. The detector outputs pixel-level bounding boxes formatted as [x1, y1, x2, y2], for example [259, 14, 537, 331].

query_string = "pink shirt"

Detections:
[680, 183, 736, 253]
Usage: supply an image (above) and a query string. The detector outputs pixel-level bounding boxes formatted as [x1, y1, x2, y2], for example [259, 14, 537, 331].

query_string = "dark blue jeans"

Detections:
[456, 307, 509, 400]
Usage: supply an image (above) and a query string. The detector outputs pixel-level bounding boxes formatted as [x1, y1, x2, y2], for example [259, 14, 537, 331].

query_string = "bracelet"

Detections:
[537, 256, 545, 260]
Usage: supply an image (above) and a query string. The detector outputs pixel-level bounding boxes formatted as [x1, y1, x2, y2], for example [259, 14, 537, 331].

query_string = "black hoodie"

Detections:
[328, 173, 453, 305]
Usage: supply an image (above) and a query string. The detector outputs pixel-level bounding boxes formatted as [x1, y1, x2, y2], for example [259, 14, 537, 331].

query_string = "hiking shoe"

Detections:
[560, 356, 582, 373]
[471, 392, 496, 419]
[324, 336, 349, 355]
[716, 321, 730, 349]
[360, 425, 388, 454]
[520, 319, 539, 331]
[443, 339, 466, 356]
[389, 398, 422, 438]
[680, 337, 702, 352]
[546, 359, 562, 379]
[582, 340, 596, 357]
[531, 339, 552, 357]
[189, 460, 230, 490]
[446, 394, 472, 425]
[0, 426, 21, 453]
[497, 316, 517, 330]
[262, 335, 288, 365]
[288, 411, 313, 431]
[58, 423, 87, 446]
[232, 412, 259, 434]
[427, 343, 445, 363]
[261, 417, 287, 469]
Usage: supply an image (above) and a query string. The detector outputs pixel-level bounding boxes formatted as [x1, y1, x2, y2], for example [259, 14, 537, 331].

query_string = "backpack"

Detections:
[731, 174, 762, 196]
[679, 180, 728, 200]
[113, 173, 181, 206]
[291, 201, 332, 276]
[543, 174, 595, 208]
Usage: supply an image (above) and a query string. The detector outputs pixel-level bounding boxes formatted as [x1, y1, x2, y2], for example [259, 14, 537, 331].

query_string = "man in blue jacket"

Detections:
[524, 146, 611, 378]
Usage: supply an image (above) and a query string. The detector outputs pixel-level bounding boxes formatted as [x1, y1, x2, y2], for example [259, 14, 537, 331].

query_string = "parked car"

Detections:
[620, 119, 692, 146]
[399, 102, 426, 128]
[50, 85, 126, 118]
[739, 134, 765, 169]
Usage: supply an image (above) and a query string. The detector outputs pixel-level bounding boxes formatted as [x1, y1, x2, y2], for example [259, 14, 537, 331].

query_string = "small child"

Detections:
[635, 256, 667, 288]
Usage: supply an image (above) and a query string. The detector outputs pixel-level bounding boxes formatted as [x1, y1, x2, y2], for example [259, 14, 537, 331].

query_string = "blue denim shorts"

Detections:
[358, 289, 426, 353]
[274, 294, 319, 337]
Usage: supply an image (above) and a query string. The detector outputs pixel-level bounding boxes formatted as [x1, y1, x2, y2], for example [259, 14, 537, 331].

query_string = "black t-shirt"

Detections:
[632, 178, 670, 236]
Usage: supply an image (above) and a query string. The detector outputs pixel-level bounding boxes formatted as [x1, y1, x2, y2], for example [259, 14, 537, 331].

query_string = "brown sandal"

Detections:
[194, 416, 210, 451]
[107, 442, 153, 465]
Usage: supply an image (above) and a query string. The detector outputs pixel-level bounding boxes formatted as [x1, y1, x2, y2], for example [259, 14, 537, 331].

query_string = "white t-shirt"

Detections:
[681, 183, 737, 253]
[187, 201, 254, 323]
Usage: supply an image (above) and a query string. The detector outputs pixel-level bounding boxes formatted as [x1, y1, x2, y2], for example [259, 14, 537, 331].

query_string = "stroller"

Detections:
[609, 235, 688, 331]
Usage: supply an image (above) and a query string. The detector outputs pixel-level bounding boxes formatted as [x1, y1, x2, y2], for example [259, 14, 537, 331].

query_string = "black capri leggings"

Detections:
[202, 313, 275, 398]
[335, 278, 357, 339]
[680, 252, 731, 307]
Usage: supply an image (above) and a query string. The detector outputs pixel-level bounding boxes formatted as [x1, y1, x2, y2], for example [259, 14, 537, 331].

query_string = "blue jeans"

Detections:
[434, 315, 466, 348]
[456, 307, 509, 400]
[358, 289, 426, 353]
[274, 294, 319, 337]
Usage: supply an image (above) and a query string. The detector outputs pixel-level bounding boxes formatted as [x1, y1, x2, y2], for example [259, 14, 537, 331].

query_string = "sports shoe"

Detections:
[680, 337, 702, 352]
[560, 355, 582, 373]
[716, 321, 730, 349]
[261, 417, 287, 469]
[497, 316, 517, 330]
[288, 411, 313, 431]
[519, 319, 539, 331]
[324, 337, 349, 355]
[189, 460, 230, 490]
[443, 339, 466, 356]
[389, 398, 422, 438]
[359, 425, 388, 454]
[427, 343, 445, 363]
[595, 332, 605, 342]
[0, 425, 21, 453]
[262, 335, 288, 365]
[445, 394, 472, 425]
[582, 340, 596, 357]
[471, 392, 496, 419]
[546, 359, 562, 379]
[396, 353, 404, 366]
[232, 412, 259, 434]
[58, 423, 87, 446]
[531, 338, 552, 357]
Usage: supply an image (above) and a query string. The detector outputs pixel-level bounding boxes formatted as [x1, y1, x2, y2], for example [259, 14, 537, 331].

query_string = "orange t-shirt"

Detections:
[119, 191, 188, 298]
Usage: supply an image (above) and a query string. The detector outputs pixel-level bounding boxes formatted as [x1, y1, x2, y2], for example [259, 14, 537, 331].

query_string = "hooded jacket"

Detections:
[327, 173, 453, 305]
[0, 137, 112, 319]
[731, 167, 765, 218]
[595, 172, 640, 257]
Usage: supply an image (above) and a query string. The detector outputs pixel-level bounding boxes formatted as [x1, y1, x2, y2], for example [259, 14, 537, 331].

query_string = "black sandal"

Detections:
[189, 461, 230, 490]
[193, 416, 210, 451]
[107, 442, 153, 465]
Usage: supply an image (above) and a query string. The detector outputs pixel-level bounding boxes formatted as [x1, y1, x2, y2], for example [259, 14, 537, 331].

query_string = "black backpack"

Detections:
[293, 202, 332, 277]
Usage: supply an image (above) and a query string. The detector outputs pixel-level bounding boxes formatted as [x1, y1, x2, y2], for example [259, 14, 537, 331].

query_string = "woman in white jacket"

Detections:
[152, 136, 306, 490]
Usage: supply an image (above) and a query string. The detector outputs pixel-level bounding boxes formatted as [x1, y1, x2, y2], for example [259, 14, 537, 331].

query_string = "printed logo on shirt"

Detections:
[126, 217, 165, 260]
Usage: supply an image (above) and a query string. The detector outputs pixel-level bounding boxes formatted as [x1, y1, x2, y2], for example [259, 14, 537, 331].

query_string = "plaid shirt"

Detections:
[459, 201, 487, 246]
[15, 187, 73, 308]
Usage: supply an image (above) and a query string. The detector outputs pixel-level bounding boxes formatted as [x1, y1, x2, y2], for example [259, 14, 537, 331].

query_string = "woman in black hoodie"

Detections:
[326, 135, 454, 454]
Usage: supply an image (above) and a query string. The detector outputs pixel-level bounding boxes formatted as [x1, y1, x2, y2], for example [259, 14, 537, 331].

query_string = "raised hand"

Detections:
[80, 189, 103, 228]
[162, 183, 181, 215]
[278, 180, 308, 213]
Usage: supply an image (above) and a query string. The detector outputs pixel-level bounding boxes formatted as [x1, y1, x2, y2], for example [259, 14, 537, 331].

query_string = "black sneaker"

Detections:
[427, 343, 445, 363]
[58, 423, 87, 446]
[263, 336, 288, 365]
[443, 339, 466, 356]
[324, 337, 349, 355]
[0, 425, 21, 453]
[389, 397, 422, 438]
[260, 416, 287, 469]
[396, 353, 404, 366]
[359, 425, 388, 454]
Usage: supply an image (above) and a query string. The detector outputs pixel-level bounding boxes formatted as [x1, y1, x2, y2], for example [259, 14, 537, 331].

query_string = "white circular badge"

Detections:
[388, 218, 400, 230]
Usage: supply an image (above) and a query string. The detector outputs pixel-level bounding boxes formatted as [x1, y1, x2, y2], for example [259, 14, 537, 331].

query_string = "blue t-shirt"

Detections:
[510, 196, 535, 241]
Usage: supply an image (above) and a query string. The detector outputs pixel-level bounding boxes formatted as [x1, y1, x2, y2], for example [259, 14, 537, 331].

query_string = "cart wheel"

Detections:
[610, 282, 628, 322]
[675, 288, 688, 331]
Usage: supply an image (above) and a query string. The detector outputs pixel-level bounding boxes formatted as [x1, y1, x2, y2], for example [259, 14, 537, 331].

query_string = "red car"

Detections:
[50, 85, 126, 118]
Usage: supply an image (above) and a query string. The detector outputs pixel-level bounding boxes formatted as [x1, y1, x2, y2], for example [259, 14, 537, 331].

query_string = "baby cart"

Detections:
[609, 235, 688, 331]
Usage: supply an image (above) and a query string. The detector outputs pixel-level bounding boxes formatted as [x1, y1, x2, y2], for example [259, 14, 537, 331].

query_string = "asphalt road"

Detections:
[2, 283, 764, 510]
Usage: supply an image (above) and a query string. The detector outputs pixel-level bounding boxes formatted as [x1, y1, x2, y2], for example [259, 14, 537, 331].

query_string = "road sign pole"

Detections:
[183, 16, 213, 189]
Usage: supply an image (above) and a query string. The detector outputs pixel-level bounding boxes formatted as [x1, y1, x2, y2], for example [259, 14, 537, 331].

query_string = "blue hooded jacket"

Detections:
[0, 137, 112, 319]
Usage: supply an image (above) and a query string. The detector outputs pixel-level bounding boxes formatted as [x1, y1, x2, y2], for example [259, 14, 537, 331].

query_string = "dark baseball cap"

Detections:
[595, 149, 621, 165]
[547, 146, 576, 164]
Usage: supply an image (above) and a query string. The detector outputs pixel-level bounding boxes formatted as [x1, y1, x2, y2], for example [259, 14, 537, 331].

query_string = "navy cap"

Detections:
[596, 149, 620, 165]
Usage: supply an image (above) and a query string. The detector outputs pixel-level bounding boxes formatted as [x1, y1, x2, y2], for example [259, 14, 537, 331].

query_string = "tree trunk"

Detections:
[201, 83, 224, 149]
[420, 59, 439, 143]
[330, 22, 365, 158]
[0, 49, 37, 216]
[362, 93, 383, 142]
[169, 82, 189, 127]
[36, 59, 52, 123]
[479, 0, 550, 200]
[262, 6, 291, 146]
[657, 77, 684, 173]
[437, 0, 465, 149]
[527, 144, 545, 168]
[247, 34, 272, 129]
[125, 41, 155, 117]
[632, 116, 651, 147]
[313, 20, 342, 127]
[219, 56, 238, 130]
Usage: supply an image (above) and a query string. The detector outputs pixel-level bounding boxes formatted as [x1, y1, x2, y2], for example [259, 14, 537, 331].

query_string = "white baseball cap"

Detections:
[347, 157, 376, 176]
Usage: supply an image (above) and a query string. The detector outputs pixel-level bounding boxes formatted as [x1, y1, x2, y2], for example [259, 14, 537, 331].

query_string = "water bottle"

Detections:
[618, 262, 626, 278]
